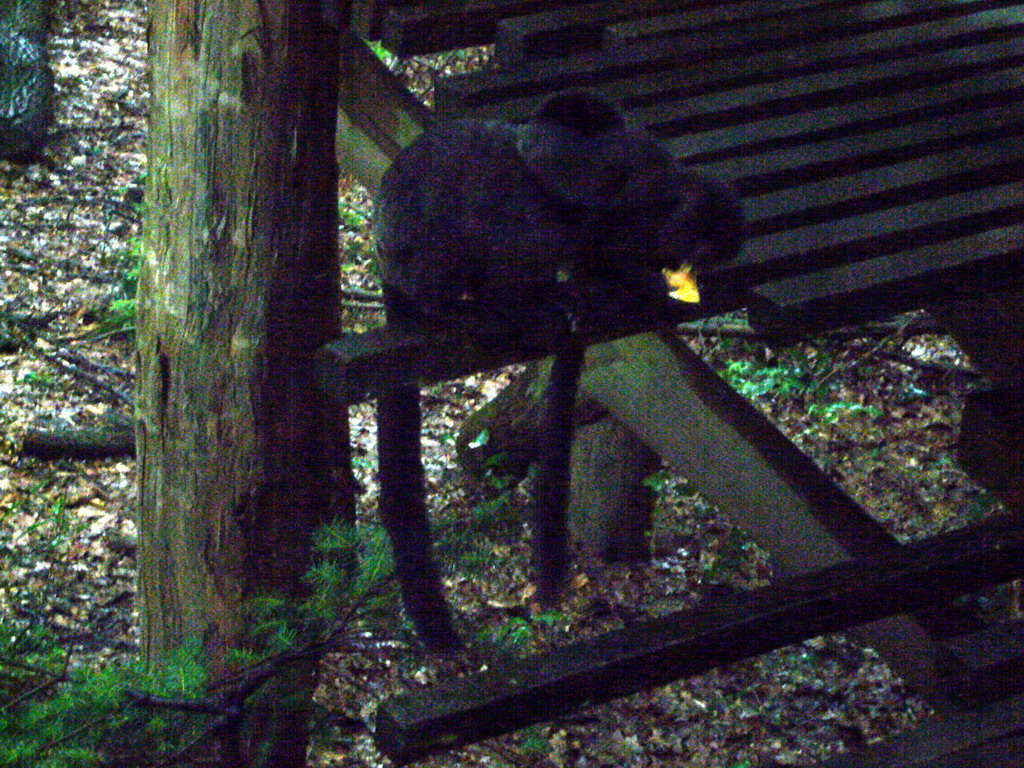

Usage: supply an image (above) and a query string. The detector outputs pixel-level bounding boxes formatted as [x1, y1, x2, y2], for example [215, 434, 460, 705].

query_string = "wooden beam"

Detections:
[315, 294, 722, 405]
[581, 333, 894, 567]
[957, 388, 1024, 513]
[936, 619, 1024, 707]
[380, 0, 588, 57]
[336, 31, 429, 191]
[809, 690, 1024, 767]
[579, 332, 953, 696]
[932, 287, 1024, 391]
[349, 0, 422, 39]
[374, 514, 1024, 764]
[316, 324, 543, 405]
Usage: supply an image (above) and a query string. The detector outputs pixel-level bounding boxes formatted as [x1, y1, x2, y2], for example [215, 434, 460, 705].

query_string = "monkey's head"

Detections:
[517, 92, 743, 291]
[516, 91, 673, 208]
[581, 160, 743, 306]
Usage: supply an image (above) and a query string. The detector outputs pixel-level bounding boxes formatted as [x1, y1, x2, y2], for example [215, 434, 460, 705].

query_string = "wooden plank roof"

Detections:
[432, 0, 1024, 331]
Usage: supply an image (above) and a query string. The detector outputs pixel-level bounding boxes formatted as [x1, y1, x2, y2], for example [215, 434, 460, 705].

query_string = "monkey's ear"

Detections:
[517, 92, 672, 207]
[530, 90, 624, 137]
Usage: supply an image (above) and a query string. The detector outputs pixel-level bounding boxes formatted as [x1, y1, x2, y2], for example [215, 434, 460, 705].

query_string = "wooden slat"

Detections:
[378, 0, 594, 56]
[743, 146, 1024, 237]
[744, 226, 1024, 333]
[605, 0, 866, 47]
[810, 691, 1024, 767]
[937, 619, 1024, 707]
[693, 94, 1024, 189]
[666, 74, 1023, 167]
[436, 0, 1024, 117]
[645, 34, 1024, 141]
[746, 182, 1022, 274]
[374, 514, 1024, 764]
[492, 0, 696, 67]
[607, 0, 1022, 53]
[616, 1, 1024, 110]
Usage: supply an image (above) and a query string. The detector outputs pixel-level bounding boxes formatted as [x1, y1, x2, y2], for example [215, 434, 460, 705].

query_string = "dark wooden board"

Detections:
[742, 146, 1024, 237]
[666, 71, 1023, 167]
[643, 33, 1024, 141]
[436, 0, 1024, 116]
[492, 0, 689, 67]
[958, 388, 1024, 512]
[374, 514, 1024, 764]
[809, 692, 1024, 767]
[316, 324, 535, 406]
[937, 619, 1024, 706]
[350, 0, 422, 39]
[336, 32, 431, 191]
[314, 295, 725, 405]
[607, 0, 1020, 52]
[377, 0, 595, 56]
[747, 183, 1020, 272]
[693, 95, 1024, 194]
[604, 0, 865, 49]
[743, 228, 1024, 333]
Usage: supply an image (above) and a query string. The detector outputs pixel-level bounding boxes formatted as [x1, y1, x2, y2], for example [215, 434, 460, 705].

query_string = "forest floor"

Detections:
[0, 1, 1012, 767]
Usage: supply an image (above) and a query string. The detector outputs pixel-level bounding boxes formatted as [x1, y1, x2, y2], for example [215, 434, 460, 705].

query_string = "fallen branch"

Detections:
[21, 414, 135, 459]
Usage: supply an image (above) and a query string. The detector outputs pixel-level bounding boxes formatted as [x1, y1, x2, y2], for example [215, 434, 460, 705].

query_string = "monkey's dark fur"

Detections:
[373, 91, 743, 651]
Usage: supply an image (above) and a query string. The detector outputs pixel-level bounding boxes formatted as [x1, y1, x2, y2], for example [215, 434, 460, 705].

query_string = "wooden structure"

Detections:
[319, 1, 1024, 765]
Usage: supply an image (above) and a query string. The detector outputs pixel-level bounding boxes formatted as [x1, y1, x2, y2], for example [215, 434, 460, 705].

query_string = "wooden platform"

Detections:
[434, 0, 1024, 333]
[328, 1, 1024, 765]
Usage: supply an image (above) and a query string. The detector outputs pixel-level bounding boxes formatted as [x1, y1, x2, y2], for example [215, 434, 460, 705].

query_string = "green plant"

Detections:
[720, 342, 838, 404]
[517, 725, 553, 758]
[0, 493, 85, 634]
[701, 528, 756, 585]
[0, 638, 209, 768]
[0, 480, 211, 765]
[489, 617, 533, 652]
[0, 518, 399, 766]
[32, 497, 82, 555]
[484, 609, 567, 657]
[93, 237, 142, 338]
[19, 370, 54, 386]
[368, 40, 397, 68]
[339, 201, 369, 230]
[806, 400, 882, 426]
[245, 520, 400, 654]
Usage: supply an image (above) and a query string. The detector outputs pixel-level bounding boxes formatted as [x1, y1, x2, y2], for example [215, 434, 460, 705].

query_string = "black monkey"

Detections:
[373, 91, 742, 650]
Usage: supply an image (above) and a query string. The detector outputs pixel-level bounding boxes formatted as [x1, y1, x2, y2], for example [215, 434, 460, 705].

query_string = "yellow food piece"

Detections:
[662, 264, 701, 303]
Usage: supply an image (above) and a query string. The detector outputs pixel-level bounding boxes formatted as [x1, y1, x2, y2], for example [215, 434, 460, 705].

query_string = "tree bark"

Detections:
[139, 1, 349, 765]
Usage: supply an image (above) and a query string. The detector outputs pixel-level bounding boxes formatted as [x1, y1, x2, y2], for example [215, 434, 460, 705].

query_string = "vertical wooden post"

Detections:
[139, 0, 350, 764]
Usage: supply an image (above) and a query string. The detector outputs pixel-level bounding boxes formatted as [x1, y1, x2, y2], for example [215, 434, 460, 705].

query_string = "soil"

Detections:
[0, 2, 1011, 766]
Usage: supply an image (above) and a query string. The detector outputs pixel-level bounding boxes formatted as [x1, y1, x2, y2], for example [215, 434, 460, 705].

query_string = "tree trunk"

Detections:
[138, 1, 349, 765]
[569, 415, 659, 564]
